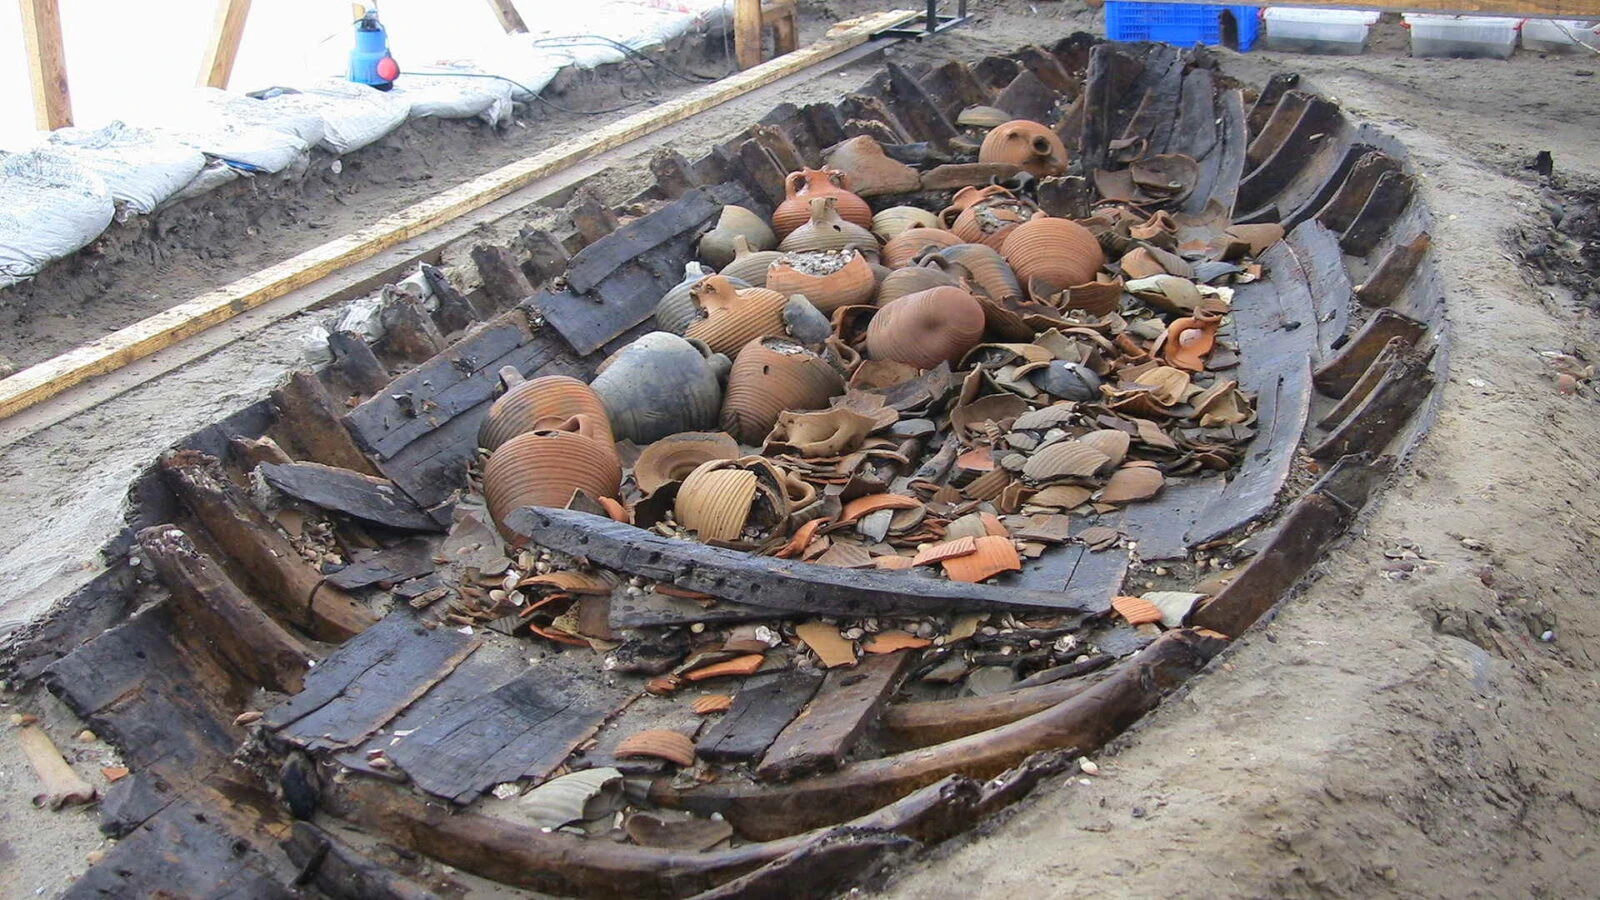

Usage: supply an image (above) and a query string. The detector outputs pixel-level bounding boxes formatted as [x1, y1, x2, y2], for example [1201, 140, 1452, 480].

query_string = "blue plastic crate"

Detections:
[1105, 2, 1262, 50]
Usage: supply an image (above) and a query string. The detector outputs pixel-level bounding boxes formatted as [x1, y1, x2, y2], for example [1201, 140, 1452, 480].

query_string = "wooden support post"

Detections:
[484, 0, 528, 33]
[197, 0, 252, 89]
[735, 0, 764, 70]
[19, 0, 72, 129]
[271, 370, 381, 475]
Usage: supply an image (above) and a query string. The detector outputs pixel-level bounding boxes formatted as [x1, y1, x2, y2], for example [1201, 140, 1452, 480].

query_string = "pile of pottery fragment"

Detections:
[445, 113, 1284, 690]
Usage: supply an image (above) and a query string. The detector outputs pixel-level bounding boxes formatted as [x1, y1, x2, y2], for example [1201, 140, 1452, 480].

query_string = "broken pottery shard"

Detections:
[624, 812, 734, 851]
[693, 695, 734, 715]
[684, 654, 766, 681]
[615, 730, 697, 767]
[796, 622, 858, 668]
[863, 630, 932, 653]
[1143, 591, 1205, 629]
[1111, 595, 1163, 625]
[911, 536, 978, 567]
[515, 767, 624, 831]
[942, 535, 1023, 583]
[1099, 466, 1166, 504]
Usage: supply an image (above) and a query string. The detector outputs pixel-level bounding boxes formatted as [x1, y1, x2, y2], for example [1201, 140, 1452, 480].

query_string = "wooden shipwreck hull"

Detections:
[2, 36, 1448, 899]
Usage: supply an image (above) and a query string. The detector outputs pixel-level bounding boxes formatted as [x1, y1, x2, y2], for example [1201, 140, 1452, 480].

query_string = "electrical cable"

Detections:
[405, 70, 641, 116]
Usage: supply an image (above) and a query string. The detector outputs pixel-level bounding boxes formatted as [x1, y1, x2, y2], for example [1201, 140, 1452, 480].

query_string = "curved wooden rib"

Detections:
[881, 666, 1113, 748]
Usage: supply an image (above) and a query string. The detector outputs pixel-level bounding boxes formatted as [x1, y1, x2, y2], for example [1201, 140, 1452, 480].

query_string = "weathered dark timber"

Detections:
[570, 190, 621, 245]
[1274, 137, 1364, 231]
[1316, 151, 1401, 235]
[699, 669, 825, 764]
[261, 462, 443, 533]
[838, 94, 911, 145]
[1010, 653, 1116, 689]
[2, 565, 135, 684]
[326, 538, 436, 590]
[684, 829, 914, 900]
[1119, 474, 1226, 561]
[421, 262, 487, 335]
[1185, 241, 1316, 546]
[1287, 219, 1354, 360]
[917, 60, 993, 120]
[521, 228, 573, 285]
[163, 451, 377, 641]
[1339, 169, 1415, 256]
[1245, 72, 1299, 138]
[264, 613, 479, 753]
[507, 508, 1115, 617]
[1003, 512, 1128, 598]
[1310, 357, 1434, 460]
[880, 663, 1112, 749]
[760, 104, 823, 167]
[1170, 66, 1218, 163]
[1244, 89, 1310, 169]
[1357, 232, 1432, 309]
[378, 292, 448, 365]
[1320, 336, 1404, 429]
[886, 63, 960, 148]
[799, 102, 848, 154]
[1193, 455, 1385, 636]
[757, 651, 914, 781]
[284, 822, 445, 900]
[326, 329, 393, 398]
[1236, 95, 1340, 215]
[650, 149, 703, 200]
[1312, 308, 1428, 398]
[919, 163, 1024, 191]
[271, 370, 380, 475]
[138, 525, 312, 694]
[99, 769, 176, 838]
[608, 585, 772, 629]
[1121, 45, 1182, 157]
[974, 55, 1021, 91]
[654, 629, 1227, 840]
[1036, 174, 1094, 219]
[63, 799, 295, 900]
[471, 244, 536, 308]
[994, 68, 1059, 126]
[754, 123, 809, 175]
[1014, 45, 1078, 97]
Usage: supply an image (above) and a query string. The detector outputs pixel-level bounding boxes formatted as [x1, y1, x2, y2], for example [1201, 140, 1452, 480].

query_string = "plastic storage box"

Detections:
[1521, 18, 1600, 52]
[1403, 14, 1521, 58]
[1104, 3, 1263, 51]
[1263, 7, 1381, 54]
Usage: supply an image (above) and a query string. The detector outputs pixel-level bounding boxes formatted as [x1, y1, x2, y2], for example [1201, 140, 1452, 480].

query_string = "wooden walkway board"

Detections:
[698, 669, 825, 764]
[756, 651, 914, 780]
[264, 613, 481, 753]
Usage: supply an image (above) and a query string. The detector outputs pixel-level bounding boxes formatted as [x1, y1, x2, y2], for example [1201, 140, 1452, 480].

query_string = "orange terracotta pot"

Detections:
[940, 185, 1041, 250]
[1162, 312, 1221, 372]
[978, 120, 1070, 177]
[1001, 217, 1106, 301]
[483, 414, 622, 539]
[717, 236, 784, 287]
[875, 260, 959, 306]
[478, 374, 611, 453]
[866, 286, 987, 369]
[823, 136, 919, 197]
[777, 197, 879, 255]
[684, 275, 791, 359]
[771, 168, 873, 238]
[719, 337, 845, 444]
[935, 243, 1023, 304]
[881, 226, 963, 269]
[766, 250, 876, 313]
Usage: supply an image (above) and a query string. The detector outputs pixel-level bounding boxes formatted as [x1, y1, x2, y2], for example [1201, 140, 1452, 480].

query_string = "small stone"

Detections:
[842, 627, 865, 640]
[690, 623, 706, 634]
[85, 850, 106, 865]
[1540, 630, 1556, 642]
[76, 730, 98, 743]
[1080, 759, 1100, 776]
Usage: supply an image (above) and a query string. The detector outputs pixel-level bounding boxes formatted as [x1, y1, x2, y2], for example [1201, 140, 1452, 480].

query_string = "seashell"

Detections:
[720, 337, 845, 444]
[936, 243, 1023, 303]
[615, 730, 696, 767]
[876, 260, 959, 306]
[592, 331, 727, 443]
[778, 197, 879, 255]
[764, 407, 879, 457]
[940, 186, 1040, 250]
[942, 534, 1023, 583]
[872, 206, 942, 242]
[1099, 465, 1165, 504]
[684, 276, 791, 358]
[1078, 429, 1131, 467]
[479, 373, 611, 453]
[772, 168, 872, 237]
[1112, 595, 1163, 625]
[699, 206, 776, 269]
[483, 415, 622, 539]
[1021, 440, 1112, 482]
[979, 120, 1070, 178]
[882, 226, 963, 269]
[767, 250, 876, 313]
[1162, 312, 1221, 372]
[1001, 217, 1106, 301]
[866, 287, 987, 370]
[823, 136, 920, 197]
[633, 431, 740, 496]
[957, 105, 1012, 128]
[718, 236, 785, 287]
[675, 462, 759, 542]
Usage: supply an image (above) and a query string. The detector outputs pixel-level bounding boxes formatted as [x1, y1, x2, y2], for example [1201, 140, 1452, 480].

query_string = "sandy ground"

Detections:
[4, 3, 1600, 897]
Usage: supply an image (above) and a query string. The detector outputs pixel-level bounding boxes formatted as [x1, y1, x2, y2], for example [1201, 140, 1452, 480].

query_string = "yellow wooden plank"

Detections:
[0, 8, 919, 422]
[735, 0, 765, 69]
[18, 0, 72, 130]
[197, 0, 253, 89]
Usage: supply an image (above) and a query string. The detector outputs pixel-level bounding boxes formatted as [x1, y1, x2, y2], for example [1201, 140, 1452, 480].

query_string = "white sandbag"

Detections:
[0, 150, 115, 289]
[473, 35, 568, 101]
[157, 159, 241, 210]
[131, 88, 317, 173]
[260, 80, 413, 155]
[392, 66, 515, 124]
[47, 122, 207, 216]
[299, 324, 335, 367]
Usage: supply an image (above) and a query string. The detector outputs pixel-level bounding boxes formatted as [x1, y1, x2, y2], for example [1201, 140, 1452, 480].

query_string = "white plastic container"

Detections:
[1403, 14, 1521, 59]
[1264, 8, 1382, 54]
[1521, 18, 1600, 52]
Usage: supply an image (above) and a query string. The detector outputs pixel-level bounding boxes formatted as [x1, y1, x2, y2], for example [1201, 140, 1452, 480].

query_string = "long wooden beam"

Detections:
[485, 0, 529, 33]
[197, 0, 252, 89]
[19, 0, 72, 130]
[0, 9, 918, 423]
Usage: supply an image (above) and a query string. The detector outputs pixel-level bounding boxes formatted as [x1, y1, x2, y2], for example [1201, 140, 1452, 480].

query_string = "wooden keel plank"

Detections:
[1315, 151, 1401, 234]
[1236, 96, 1341, 215]
[608, 585, 772, 629]
[1245, 73, 1298, 138]
[1286, 219, 1355, 360]
[137, 525, 313, 694]
[0, 8, 918, 424]
[880, 662, 1115, 749]
[1244, 89, 1310, 170]
[686, 830, 916, 900]
[756, 651, 915, 780]
[262, 613, 480, 751]
[163, 451, 377, 641]
[507, 508, 1117, 616]
[1312, 308, 1428, 398]
[1119, 474, 1227, 561]
[1319, 336, 1405, 429]
[1184, 241, 1316, 545]
[699, 669, 826, 764]
[261, 461, 444, 532]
